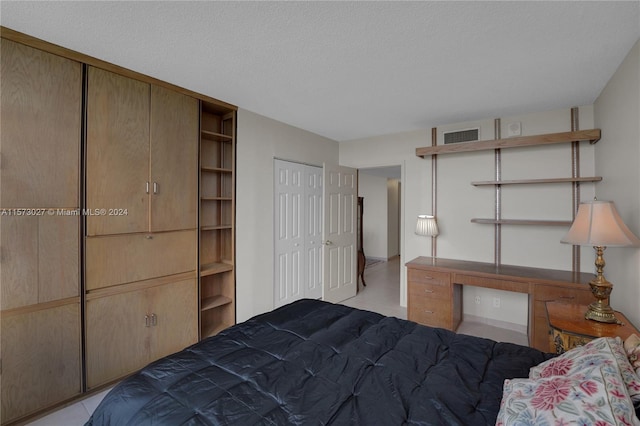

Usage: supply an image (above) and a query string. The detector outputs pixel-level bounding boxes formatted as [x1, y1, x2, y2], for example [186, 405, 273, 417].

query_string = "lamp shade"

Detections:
[416, 215, 439, 237]
[561, 200, 640, 247]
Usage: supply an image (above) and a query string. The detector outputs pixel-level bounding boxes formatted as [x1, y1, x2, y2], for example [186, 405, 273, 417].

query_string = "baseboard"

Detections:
[463, 314, 527, 335]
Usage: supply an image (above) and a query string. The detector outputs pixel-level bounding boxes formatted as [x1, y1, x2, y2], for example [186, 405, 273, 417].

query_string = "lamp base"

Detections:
[584, 271, 623, 325]
[584, 301, 622, 325]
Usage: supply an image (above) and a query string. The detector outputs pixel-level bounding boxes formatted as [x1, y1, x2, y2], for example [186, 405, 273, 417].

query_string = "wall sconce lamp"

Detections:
[561, 200, 640, 324]
[416, 215, 439, 237]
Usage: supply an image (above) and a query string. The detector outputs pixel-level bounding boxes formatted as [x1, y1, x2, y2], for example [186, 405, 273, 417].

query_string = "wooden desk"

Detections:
[406, 257, 595, 351]
[546, 301, 639, 354]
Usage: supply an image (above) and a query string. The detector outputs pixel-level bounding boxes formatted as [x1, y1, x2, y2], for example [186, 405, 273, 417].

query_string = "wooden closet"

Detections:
[84, 66, 200, 389]
[0, 27, 237, 424]
[0, 38, 82, 424]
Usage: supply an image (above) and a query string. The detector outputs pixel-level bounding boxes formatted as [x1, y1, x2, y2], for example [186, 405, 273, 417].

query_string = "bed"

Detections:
[87, 299, 640, 425]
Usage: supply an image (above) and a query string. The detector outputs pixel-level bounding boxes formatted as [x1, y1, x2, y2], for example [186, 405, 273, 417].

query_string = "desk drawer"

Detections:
[534, 284, 591, 303]
[531, 284, 592, 351]
[409, 297, 451, 329]
[533, 285, 592, 320]
[408, 281, 450, 300]
[408, 269, 450, 286]
[454, 274, 529, 293]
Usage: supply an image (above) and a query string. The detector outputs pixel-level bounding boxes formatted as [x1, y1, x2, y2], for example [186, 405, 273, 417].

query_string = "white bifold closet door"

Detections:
[274, 160, 323, 308]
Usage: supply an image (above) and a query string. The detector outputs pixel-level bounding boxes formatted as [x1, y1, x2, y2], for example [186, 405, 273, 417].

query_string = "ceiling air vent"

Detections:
[443, 128, 480, 144]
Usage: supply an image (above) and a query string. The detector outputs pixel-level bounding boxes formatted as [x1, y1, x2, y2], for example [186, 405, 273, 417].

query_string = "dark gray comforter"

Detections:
[86, 299, 552, 425]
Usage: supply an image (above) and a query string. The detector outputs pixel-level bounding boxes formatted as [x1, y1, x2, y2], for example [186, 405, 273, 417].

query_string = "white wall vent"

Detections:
[443, 128, 480, 144]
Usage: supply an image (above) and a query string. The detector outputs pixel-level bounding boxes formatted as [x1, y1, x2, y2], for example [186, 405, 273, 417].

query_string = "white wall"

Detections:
[340, 129, 433, 307]
[358, 173, 389, 259]
[236, 109, 339, 322]
[594, 39, 640, 327]
[236, 39, 640, 329]
[438, 108, 596, 326]
[340, 107, 598, 326]
[387, 179, 400, 257]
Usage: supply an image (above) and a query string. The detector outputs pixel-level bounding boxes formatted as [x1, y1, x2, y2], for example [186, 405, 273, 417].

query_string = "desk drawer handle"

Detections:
[424, 310, 434, 314]
[424, 276, 434, 280]
[424, 289, 433, 293]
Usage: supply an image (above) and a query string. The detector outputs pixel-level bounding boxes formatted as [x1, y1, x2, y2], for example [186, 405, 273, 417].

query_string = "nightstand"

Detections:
[546, 301, 640, 354]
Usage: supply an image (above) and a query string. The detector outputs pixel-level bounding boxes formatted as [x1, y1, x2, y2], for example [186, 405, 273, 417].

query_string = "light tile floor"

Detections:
[26, 388, 110, 426]
[342, 256, 528, 345]
[340, 256, 408, 320]
[29, 255, 528, 425]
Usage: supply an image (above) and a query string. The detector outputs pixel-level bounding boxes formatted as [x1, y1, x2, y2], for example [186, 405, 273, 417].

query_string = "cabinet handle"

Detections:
[424, 276, 434, 280]
[145, 315, 150, 327]
[424, 289, 433, 293]
[153, 182, 158, 194]
[145, 235, 153, 240]
[424, 310, 434, 314]
[146, 182, 150, 194]
[151, 313, 157, 326]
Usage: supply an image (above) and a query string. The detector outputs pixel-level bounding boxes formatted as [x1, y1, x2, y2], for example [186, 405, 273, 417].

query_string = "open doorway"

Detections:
[358, 166, 401, 264]
[341, 165, 404, 318]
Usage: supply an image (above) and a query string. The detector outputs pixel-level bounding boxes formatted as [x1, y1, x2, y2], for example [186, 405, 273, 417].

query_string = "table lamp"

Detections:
[561, 200, 640, 324]
[416, 215, 439, 237]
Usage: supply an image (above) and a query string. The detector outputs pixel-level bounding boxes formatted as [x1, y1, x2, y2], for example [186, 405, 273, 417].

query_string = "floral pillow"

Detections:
[624, 334, 640, 376]
[529, 336, 640, 403]
[495, 368, 640, 426]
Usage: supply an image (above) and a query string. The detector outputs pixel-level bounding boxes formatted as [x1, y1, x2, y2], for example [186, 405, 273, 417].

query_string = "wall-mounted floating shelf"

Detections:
[415, 129, 601, 158]
[419, 111, 598, 273]
[471, 177, 602, 186]
[470, 218, 573, 226]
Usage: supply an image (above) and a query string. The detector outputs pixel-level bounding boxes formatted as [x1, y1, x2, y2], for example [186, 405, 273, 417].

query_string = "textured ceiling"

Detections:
[1, 1, 639, 141]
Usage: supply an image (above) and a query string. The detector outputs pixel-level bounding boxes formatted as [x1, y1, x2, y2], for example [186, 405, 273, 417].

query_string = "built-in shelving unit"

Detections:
[470, 219, 573, 226]
[470, 177, 603, 226]
[471, 177, 602, 186]
[416, 127, 603, 243]
[415, 129, 601, 157]
[199, 101, 236, 339]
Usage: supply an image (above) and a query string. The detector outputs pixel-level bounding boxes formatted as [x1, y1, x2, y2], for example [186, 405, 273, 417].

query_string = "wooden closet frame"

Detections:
[0, 26, 237, 424]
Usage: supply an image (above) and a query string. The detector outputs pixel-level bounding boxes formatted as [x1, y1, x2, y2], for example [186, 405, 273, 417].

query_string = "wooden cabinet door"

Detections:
[149, 85, 199, 232]
[0, 39, 81, 208]
[86, 279, 198, 389]
[86, 67, 150, 236]
[86, 230, 197, 291]
[1, 303, 81, 424]
[148, 278, 198, 361]
[1, 38, 82, 423]
[1, 215, 79, 310]
[85, 289, 149, 389]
